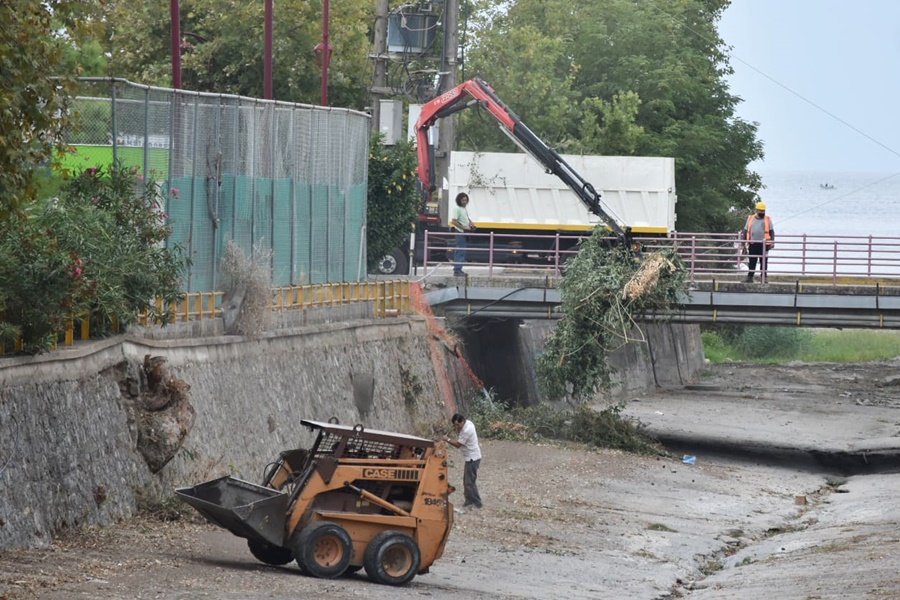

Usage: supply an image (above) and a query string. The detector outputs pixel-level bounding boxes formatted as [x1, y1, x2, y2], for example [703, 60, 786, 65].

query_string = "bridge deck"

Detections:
[421, 268, 900, 328]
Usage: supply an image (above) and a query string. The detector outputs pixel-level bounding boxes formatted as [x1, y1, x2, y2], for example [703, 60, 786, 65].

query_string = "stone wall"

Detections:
[0, 317, 451, 551]
[0, 314, 703, 551]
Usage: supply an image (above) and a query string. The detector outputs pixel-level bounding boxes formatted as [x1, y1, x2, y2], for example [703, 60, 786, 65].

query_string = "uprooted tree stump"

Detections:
[131, 355, 195, 473]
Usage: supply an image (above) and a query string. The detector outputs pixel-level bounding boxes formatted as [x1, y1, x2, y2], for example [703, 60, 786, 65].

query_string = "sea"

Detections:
[757, 170, 900, 239]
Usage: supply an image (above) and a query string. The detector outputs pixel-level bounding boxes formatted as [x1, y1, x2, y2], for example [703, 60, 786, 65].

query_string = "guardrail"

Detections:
[0, 280, 412, 355]
[423, 230, 900, 283]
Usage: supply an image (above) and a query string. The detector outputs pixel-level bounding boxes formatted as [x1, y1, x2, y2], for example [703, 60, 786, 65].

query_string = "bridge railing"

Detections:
[422, 230, 900, 282]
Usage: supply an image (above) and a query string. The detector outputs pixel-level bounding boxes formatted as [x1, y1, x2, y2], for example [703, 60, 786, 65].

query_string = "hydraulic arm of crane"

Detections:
[414, 78, 631, 244]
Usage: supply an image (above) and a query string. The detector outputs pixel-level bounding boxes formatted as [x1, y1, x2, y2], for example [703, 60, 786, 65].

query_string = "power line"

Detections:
[644, 0, 900, 222]
[646, 0, 900, 163]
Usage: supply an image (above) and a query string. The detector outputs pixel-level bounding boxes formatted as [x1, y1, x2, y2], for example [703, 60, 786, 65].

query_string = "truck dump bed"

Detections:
[447, 151, 676, 234]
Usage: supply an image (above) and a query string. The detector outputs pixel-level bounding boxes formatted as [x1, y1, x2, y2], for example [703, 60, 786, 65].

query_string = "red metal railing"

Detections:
[422, 230, 900, 283]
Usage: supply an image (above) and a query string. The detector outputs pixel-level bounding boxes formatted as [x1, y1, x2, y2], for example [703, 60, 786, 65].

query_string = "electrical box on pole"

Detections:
[378, 99, 403, 144]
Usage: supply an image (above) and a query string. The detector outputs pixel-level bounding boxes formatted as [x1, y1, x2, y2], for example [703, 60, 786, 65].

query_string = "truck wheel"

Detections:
[293, 522, 353, 579]
[363, 530, 421, 586]
[247, 539, 293, 566]
[375, 248, 409, 275]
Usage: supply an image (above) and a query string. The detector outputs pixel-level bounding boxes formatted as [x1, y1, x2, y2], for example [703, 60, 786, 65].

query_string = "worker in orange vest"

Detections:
[741, 201, 774, 282]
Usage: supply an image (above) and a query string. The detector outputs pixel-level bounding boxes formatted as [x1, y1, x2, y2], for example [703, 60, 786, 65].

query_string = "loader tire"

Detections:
[247, 539, 293, 566]
[293, 522, 352, 579]
[363, 530, 421, 586]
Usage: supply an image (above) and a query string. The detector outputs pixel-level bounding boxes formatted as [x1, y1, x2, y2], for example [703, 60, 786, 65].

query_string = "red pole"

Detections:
[321, 0, 329, 105]
[264, 0, 273, 99]
[170, 0, 181, 88]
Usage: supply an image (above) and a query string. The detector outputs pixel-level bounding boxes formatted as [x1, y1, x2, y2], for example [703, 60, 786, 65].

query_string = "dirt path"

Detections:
[2, 360, 899, 600]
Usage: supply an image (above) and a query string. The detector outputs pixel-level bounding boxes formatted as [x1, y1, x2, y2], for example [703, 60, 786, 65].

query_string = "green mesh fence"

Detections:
[66, 78, 371, 292]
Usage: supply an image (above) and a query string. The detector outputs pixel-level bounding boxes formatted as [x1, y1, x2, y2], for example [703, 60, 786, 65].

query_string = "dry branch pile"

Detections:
[537, 232, 686, 402]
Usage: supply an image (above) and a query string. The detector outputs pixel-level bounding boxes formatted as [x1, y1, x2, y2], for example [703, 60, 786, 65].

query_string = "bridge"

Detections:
[420, 232, 900, 328]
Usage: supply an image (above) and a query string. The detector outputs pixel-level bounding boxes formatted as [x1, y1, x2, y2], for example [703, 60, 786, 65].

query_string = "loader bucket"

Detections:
[175, 476, 288, 547]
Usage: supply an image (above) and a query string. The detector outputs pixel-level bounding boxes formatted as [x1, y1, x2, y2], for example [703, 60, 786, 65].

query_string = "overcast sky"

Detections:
[717, 0, 900, 174]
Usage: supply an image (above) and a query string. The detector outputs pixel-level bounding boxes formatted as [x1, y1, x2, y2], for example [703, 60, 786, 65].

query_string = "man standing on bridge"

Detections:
[741, 201, 775, 283]
[450, 192, 475, 276]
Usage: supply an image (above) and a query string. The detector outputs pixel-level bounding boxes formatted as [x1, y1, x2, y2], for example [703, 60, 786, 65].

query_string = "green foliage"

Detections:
[100, 0, 373, 108]
[463, 0, 763, 233]
[0, 210, 92, 353]
[466, 393, 663, 455]
[0, 2, 78, 215]
[60, 38, 108, 77]
[60, 165, 187, 324]
[578, 92, 646, 156]
[734, 326, 812, 360]
[366, 137, 420, 270]
[537, 234, 687, 402]
[0, 164, 187, 354]
[703, 327, 900, 364]
[805, 330, 900, 362]
[700, 329, 740, 363]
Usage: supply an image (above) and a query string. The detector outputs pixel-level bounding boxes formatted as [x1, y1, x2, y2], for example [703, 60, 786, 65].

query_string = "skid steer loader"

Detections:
[175, 419, 454, 586]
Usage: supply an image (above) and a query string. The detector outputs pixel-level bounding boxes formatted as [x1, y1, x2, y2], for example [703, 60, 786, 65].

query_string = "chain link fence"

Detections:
[64, 78, 370, 292]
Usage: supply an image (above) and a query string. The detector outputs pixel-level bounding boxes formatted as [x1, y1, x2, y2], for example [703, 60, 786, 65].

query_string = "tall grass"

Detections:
[703, 326, 900, 364]
[803, 330, 900, 362]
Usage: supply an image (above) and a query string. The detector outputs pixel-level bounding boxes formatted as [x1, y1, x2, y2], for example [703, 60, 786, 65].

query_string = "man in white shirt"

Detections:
[442, 412, 483, 508]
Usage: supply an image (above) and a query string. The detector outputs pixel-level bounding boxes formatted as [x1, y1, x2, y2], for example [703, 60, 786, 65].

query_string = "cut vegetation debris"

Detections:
[537, 231, 687, 403]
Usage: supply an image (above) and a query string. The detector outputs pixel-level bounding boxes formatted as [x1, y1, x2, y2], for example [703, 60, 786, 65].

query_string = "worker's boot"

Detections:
[745, 273, 754, 283]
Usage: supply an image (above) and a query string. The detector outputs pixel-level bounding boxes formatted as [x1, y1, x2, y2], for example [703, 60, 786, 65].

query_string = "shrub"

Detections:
[0, 164, 187, 353]
[219, 240, 273, 336]
[366, 136, 419, 271]
[735, 326, 812, 359]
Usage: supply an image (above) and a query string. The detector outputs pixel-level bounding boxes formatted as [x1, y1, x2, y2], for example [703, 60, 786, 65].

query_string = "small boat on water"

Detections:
[820, 182, 836, 190]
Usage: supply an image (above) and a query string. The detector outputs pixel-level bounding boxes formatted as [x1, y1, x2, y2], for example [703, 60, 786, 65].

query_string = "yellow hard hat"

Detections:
[755, 201, 767, 211]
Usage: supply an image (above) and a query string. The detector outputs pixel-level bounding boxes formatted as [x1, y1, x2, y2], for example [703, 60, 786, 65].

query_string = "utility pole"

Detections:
[435, 0, 460, 198]
[371, 0, 389, 133]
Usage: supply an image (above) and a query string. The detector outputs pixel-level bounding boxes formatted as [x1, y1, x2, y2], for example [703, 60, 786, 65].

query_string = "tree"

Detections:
[100, 0, 373, 108]
[0, 164, 187, 354]
[0, 1, 94, 216]
[461, 0, 763, 233]
[366, 136, 419, 272]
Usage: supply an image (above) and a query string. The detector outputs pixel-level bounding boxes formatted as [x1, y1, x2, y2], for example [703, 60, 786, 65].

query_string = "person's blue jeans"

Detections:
[453, 233, 467, 273]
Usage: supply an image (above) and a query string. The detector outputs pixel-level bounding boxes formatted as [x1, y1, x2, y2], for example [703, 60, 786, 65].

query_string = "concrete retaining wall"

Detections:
[462, 320, 705, 405]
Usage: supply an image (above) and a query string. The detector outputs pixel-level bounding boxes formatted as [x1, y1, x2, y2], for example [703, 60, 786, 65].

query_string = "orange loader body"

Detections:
[176, 419, 455, 586]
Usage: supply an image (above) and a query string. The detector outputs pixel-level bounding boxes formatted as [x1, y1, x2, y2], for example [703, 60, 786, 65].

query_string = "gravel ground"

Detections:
[2, 360, 899, 600]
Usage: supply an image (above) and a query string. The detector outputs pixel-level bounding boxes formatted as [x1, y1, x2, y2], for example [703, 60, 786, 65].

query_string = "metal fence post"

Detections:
[143, 87, 150, 180]
[868, 235, 873, 277]
[111, 82, 118, 165]
[832, 240, 839, 284]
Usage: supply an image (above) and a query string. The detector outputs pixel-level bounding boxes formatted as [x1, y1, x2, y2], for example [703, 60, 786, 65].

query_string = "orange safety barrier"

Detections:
[408, 282, 485, 416]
